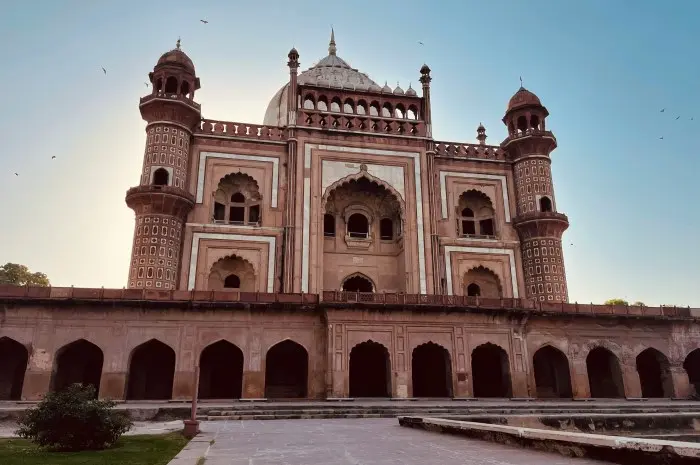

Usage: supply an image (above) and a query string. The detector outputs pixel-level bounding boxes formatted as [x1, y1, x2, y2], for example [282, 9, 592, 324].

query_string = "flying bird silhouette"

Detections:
[659, 136, 664, 140]
[102, 67, 107, 75]
[200, 19, 208, 24]
[144, 82, 149, 87]
[51, 156, 56, 159]
[14, 173, 18, 176]
[660, 108, 665, 112]
[691, 117, 695, 121]
[418, 41, 424, 45]
[676, 116, 681, 120]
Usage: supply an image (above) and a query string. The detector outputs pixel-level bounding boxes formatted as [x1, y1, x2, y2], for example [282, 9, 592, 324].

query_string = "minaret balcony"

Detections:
[512, 211, 569, 237]
[125, 185, 195, 216]
[501, 129, 557, 148]
[139, 93, 201, 111]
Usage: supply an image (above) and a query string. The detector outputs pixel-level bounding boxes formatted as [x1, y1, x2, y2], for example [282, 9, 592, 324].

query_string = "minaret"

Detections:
[502, 87, 570, 302]
[125, 40, 201, 290]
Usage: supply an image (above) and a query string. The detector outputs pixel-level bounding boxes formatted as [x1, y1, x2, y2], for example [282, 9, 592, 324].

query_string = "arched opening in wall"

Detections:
[684, 349, 700, 396]
[342, 274, 374, 292]
[224, 274, 241, 289]
[349, 341, 391, 397]
[330, 98, 341, 113]
[533, 345, 573, 398]
[264, 340, 308, 399]
[208, 255, 256, 291]
[412, 343, 452, 397]
[395, 104, 405, 119]
[471, 343, 512, 398]
[212, 173, 262, 225]
[407, 105, 418, 120]
[303, 95, 315, 110]
[356, 100, 367, 115]
[317, 98, 328, 111]
[323, 213, 335, 237]
[379, 218, 393, 240]
[539, 196, 553, 212]
[51, 339, 103, 396]
[180, 81, 190, 97]
[466, 283, 481, 296]
[164, 76, 178, 94]
[153, 168, 169, 186]
[343, 99, 354, 113]
[126, 340, 175, 400]
[198, 340, 243, 399]
[347, 213, 369, 238]
[586, 347, 625, 398]
[369, 102, 380, 117]
[517, 115, 528, 133]
[531, 114, 540, 130]
[463, 267, 503, 298]
[0, 337, 28, 400]
[636, 348, 673, 398]
[155, 78, 163, 93]
[381, 103, 392, 118]
[458, 190, 495, 238]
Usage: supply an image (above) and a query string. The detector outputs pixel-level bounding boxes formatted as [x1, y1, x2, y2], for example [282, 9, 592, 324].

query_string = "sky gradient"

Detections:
[1, 0, 698, 305]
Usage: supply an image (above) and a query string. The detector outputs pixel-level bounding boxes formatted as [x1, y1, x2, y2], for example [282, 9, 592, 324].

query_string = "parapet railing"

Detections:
[502, 129, 556, 144]
[195, 119, 288, 141]
[434, 141, 506, 161]
[125, 185, 196, 202]
[0, 286, 694, 318]
[512, 211, 570, 223]
[139, 93, 201, 110]
[297, 110, 427, 137]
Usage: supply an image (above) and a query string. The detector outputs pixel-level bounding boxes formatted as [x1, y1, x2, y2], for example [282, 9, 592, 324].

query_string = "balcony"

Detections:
[139, 93, 201, 110]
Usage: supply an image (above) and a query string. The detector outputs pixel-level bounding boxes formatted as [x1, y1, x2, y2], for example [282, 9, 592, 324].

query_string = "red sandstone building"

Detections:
[1, 34, 699, 402]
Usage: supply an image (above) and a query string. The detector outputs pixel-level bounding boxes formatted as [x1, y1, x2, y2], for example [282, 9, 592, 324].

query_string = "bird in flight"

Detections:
[200, 19, 208, 24]
[660, 108, 665, 112]
[102, 67, 107, 75]
[144, 82, 149, 87]
[14, 172, 18, 176]
[418, 41, 424, 45]
[676, 116, 681, 120]
[691, 117, 695, 121]
[51, 156, 56, 159]
[659, 136, 664, 140]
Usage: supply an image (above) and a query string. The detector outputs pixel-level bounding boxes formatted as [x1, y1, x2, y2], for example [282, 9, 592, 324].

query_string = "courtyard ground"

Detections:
[173, 418, 612, 464]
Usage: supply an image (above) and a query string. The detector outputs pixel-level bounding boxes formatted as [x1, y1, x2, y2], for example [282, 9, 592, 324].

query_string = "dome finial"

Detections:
[329, 28, 337, 56]
[519, 75, 524, 89]
[176, 37, 181, 50]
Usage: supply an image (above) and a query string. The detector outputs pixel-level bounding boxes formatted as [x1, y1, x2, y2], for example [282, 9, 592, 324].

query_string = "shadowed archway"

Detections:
[349, 341, 391, 397]
[636, 348, 673, 398]
[0, 337, 28, 400]
[471, 343, 512, 398]
[51, 339, 103, 396]
[533, 345, 572, 398]
[198, 340, 244, 399]
[265, 340, 308, 399]
[412, 343, 452, 397]
[684, 349, 700, 396]
[586, 347, 625, 398]
[127, 340, 175, 400]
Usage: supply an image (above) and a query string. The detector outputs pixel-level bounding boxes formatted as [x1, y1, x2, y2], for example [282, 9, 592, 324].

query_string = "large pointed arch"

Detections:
[126, 339, 175, 400]
[0, 337, 28, 400]
[51, 339, 104, 396]
[322, 172, 406, 214]
[264, 339, 308, 398]
[198, 340, 244, 399]
[341, 272, 375, 292]
[208, 254, 256, 291]
[349, 340, 391, 397]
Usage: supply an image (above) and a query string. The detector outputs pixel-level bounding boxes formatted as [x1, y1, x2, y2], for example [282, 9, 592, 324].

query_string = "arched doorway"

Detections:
[471, 343, 512, 397]
[264, 340, 308, 399]
[349, 341, 391, 397]
[412, 343, 452, 397]
[636, 348, 673, 398]
[586, 347, 625, 398]
[51, 339, 103, 396]
[127, 340, 175, 400]
[342, 274, 374, 292]
[198, 340, 244, 399]
[684, 349, 700, 396]
[0, 337, 28, 400]
[533, 345, 572, 398]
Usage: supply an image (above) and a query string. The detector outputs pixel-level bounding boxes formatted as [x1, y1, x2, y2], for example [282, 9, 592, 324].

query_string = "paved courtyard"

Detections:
[185, 418, 610, 464]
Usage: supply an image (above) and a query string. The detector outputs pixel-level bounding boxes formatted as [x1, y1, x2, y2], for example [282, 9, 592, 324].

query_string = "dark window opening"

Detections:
[0, 337, 29, 400]
[126, 340, 175, 400]
[412, 343, 452, 397]
[164, 76, 178, 94]
[153, 168, 169, 186]
[471, 343, 512, 398]
[229, 206, 245, 223]
[467, 283, 481, 297]
[51, 339, 103, 397]
[248, 205, 260, 224]
[380, 218, 393, 240]
[347, 213, 369, 238]
[539, 196, 553, 212]
[224, 274, 241, 289]
[533, 346, 573, 398]
[213, 202, 225, 221]
[349, 341, 391, 397]
[342, 275, 373, 292]
[198, 341, 243, 399]
[587, 347, 625, 398]
[231, 192, 245, 203]
[531, 114, 540, 130]
[479, 219, 494, 236]
[636, 348, 673, 398]
[180, 81, 190, 96]
[323, 214, 335, 237]
[462, 220, 476, 236]
[265, 340, 308, 399]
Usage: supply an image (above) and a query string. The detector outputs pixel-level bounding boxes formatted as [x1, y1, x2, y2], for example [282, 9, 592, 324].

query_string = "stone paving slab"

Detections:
[186, 418, 611, 464]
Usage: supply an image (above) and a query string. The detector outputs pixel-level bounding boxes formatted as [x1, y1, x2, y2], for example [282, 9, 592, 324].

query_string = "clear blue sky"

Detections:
[1, 0, 698, 306]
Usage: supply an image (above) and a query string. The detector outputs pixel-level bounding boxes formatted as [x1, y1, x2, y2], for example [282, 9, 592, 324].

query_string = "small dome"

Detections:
[507, 87, 542, 112]
[477, 122, 485, 131]
[157, 42, 195, 73]
[420, 64, 431, 75]
[369, 83, 381, 92]
[382, 82, 392, 93]
[393, 83, 404, 95]
[406, 84, 417, 97]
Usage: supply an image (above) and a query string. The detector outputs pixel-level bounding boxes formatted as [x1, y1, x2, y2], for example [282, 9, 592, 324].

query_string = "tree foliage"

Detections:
[604, 298, 628, 306]
[0, 262, 50, 286]
[16, 384, 132, 451]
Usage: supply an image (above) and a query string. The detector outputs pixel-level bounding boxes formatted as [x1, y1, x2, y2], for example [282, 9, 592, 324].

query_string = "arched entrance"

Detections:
[349, 341, 391, 397]
[342, 274, 374, 292]
[471, 343, 512, 398]
[51, 339, 103, 396]
[0, 337, 28, 400]
[412, 343, 452, 397]
[636, 348, 673, 398]
[586, 347, 625, 398]
[532, 345, 572, 398]
[684, 349, 700, 396]
[264, 340, 308, 399]
[198, 340, 244, 399]
[126, 340, 175, 400]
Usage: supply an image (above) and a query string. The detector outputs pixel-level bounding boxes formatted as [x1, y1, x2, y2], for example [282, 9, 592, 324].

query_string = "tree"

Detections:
[604, 298, 628, 306]
[0, 263, 50, 286]
[632, 301, 646, 306]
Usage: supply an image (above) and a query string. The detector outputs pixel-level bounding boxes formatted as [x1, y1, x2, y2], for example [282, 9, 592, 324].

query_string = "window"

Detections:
[248, 205, 260, 224]
[342, 275, 373, 292]
[380, 218, 393, 240]
[324, 214, 335, 237]
[539, 196, 553, 212]
[461, 208, 476, 235]
[458, 191, 497, 238]
[224, 274, 241, 289]
[210, 173, 263, 226]
[213, 202, 225, 221]
[347, 213, 369, 238]
[152, 168, 169, 186]
[467, 283, 481, 296]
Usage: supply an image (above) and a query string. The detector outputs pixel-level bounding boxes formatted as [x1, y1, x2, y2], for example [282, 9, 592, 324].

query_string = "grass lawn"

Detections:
[0, 432, 188, 465]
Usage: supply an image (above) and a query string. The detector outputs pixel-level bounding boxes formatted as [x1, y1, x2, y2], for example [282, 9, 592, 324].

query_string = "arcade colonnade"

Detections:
[1, 311, 699, 401]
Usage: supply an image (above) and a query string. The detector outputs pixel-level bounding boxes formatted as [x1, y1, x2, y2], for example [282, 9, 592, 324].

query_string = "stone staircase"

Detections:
[195, 400, 700, 421]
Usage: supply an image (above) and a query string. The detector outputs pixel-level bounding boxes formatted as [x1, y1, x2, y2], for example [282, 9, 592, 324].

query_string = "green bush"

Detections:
[16, 383, 133, 451]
